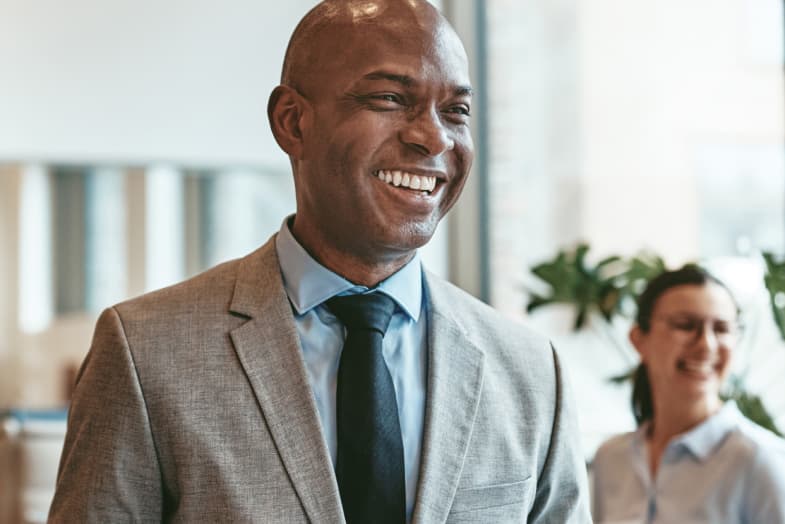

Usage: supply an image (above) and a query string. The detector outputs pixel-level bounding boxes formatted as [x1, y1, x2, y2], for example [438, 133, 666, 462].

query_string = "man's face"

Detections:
[292, 15, 474, 265]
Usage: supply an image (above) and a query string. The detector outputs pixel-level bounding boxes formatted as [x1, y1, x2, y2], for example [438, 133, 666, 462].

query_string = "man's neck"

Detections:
[290, 221, 415, 287]
[313, 248, 415, 287]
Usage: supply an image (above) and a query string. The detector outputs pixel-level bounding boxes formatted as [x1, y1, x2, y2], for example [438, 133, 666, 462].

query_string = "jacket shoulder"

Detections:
[424, 272, 557, 380]
[425, 273, 552, 351]
[114, 239, 277, 320]
[112, 258, 239, 323]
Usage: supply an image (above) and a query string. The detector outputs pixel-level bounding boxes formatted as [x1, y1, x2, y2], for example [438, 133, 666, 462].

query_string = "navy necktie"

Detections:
[327, 293, 405, 524]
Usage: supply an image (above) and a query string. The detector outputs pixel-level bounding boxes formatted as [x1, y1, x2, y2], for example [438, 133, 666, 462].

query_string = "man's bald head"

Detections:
[281, 0, 455, 95]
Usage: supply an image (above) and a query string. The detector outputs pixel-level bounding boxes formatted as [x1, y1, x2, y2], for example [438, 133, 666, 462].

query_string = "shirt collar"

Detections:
[274, 216, 422, 321]
[674, 401, 740, 461]
[632, 401, 740, 462]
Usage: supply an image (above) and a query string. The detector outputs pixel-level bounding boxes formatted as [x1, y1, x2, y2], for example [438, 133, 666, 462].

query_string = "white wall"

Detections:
[485, 0, 784, 312]
[577, 0, 784, 262]
[0, 0, 317, 167]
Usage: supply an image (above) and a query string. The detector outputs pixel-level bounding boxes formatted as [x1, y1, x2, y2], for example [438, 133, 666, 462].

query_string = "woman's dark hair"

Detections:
[631, 264, 737, 425]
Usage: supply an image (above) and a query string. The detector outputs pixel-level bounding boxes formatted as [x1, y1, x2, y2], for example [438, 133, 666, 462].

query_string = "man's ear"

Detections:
[268, 85, 310, 158]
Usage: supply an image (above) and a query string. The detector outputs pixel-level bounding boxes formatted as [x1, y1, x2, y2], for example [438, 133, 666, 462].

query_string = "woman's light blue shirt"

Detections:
[592, 401, 785, 523]
[275, 219, 428, 521]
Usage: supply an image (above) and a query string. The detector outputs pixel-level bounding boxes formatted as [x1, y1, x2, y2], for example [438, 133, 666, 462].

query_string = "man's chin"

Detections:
[383, 229, 438, 254]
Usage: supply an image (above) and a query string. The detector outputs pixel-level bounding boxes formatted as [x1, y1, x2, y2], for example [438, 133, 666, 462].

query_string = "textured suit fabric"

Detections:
[49, 236, 591, 523]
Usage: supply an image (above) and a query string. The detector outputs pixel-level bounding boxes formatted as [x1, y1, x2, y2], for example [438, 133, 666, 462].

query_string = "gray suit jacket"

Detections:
[49, 237, 590, 523]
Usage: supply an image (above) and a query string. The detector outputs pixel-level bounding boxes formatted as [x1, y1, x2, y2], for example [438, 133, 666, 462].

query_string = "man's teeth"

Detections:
[376, 170, 437, 192]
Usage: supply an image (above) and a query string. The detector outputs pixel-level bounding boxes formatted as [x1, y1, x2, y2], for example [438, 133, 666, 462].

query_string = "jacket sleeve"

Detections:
[527, 344, 592, 523]
[48, 307, 163, 523]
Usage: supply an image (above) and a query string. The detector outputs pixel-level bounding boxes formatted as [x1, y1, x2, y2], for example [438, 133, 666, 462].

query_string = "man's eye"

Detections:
[447, 105, 471, 117]
[372, 93, 403, 104]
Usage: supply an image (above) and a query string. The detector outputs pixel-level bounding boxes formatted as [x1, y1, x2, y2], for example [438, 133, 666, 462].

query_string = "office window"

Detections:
[52, 167, 127, 315]
[189, 169, 295, 270]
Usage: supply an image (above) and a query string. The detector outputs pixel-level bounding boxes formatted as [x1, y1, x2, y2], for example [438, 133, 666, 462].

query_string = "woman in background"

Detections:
[591, 265, 785, 523]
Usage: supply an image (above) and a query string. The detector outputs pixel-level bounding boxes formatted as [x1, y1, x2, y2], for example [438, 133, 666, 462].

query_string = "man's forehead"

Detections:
[330, 18, 469, 76]
[283, 0, 469, 93]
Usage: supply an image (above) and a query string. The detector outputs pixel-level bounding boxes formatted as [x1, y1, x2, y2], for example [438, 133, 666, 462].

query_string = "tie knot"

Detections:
[327, 293, 396, 335]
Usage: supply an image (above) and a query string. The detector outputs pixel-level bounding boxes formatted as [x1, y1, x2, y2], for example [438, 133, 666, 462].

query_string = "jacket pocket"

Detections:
[448, 477, 533, 515]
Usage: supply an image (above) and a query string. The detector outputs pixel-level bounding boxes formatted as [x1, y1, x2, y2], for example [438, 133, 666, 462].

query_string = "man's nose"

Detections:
[399, 107, 455, 156]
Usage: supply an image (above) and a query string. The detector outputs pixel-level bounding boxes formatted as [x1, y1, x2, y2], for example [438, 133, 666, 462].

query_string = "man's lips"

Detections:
[374, 169, 439, 193]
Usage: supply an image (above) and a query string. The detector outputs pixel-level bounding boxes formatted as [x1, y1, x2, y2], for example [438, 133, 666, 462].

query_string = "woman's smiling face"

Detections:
[631, 282, 740, 406]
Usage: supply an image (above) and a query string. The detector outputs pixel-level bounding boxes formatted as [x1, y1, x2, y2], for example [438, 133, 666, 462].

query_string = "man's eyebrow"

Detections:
[361, 70, 474, 97]
[363, 71, 416, 87]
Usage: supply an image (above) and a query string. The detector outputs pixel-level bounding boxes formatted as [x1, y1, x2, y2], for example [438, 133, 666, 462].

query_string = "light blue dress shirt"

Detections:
[591, 401, 785, 523]
[275, 218, 428, 521]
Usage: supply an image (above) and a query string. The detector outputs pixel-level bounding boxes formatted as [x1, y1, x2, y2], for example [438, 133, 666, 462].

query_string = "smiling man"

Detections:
[271, 1, 474, 286]
[49, 1, 590, 523]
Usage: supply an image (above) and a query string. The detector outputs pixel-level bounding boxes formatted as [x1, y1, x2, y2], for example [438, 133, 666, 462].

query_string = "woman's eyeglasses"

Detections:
[653, 314, 742, 343]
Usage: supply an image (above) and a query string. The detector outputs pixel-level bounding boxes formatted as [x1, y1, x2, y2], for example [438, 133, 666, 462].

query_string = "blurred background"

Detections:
[2, 0, 785, 521]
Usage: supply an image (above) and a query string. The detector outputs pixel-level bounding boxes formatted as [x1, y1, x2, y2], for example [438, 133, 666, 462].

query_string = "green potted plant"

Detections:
[526, 243, 665, 328]
[763, 251, 785, 341]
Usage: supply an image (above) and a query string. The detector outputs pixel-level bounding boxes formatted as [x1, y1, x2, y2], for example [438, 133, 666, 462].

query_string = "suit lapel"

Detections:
[412, 274, 485, 523]
[228, 238, 344, 523]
